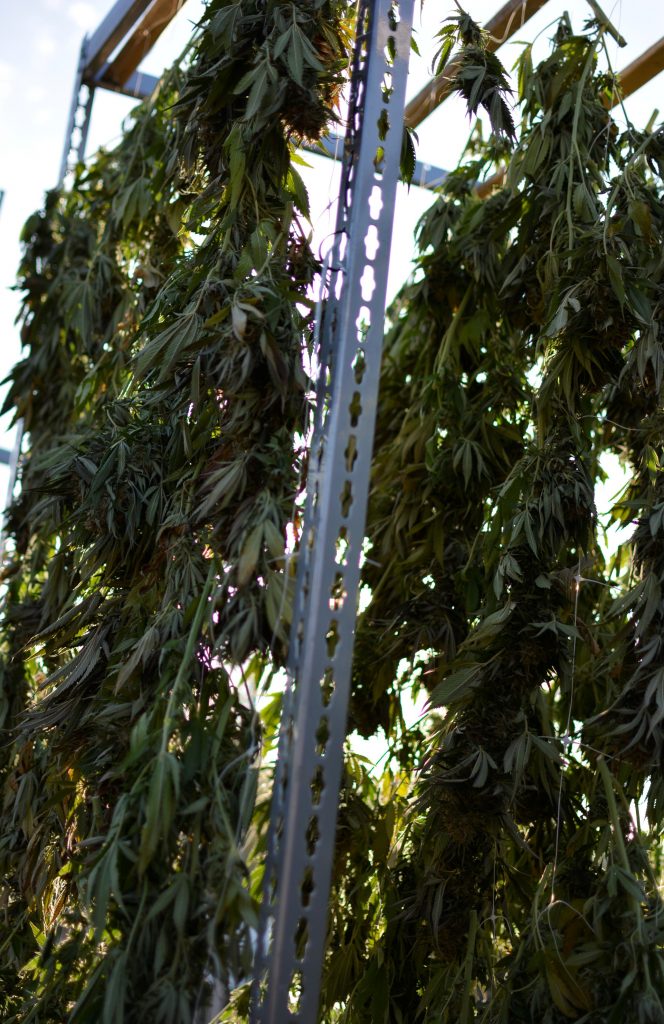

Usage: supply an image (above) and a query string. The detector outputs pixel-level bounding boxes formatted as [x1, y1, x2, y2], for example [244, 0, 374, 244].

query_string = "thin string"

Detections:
[486, 0, 528, 47]
[490, 839, 498, 998]
[549, 559, 617, 902]
[550, 556, 581, 903]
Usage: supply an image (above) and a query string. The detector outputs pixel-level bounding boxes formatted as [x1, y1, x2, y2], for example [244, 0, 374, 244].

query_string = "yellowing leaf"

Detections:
[237, 524, 263, 587]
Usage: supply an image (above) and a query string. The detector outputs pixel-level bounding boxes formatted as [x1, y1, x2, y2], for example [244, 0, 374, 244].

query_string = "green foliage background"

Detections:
[0, 3, 663, 1023]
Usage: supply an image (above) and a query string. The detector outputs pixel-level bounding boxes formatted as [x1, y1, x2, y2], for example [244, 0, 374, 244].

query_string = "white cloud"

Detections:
[67, 2, 97, 30]
[27, 85, 47, 104]
[0, 60, 14, 101]
[35, 35, 57, 56]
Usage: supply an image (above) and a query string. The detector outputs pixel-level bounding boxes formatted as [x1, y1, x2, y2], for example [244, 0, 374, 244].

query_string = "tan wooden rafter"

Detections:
[102, 0, 188, 88]
[611, 35, 664, 109]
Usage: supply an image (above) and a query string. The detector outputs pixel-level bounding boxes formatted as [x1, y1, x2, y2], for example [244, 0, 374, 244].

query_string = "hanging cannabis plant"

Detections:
[2, 2, 663, 1023]
[0, 2, 352, 1021]
[316, 10, 664, 1024]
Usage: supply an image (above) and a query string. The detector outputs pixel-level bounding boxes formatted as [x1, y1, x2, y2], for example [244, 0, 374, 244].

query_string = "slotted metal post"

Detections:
[58, 37, 95, 186]
[1, 40, 97, 560]
[252, 1, 414, 1021]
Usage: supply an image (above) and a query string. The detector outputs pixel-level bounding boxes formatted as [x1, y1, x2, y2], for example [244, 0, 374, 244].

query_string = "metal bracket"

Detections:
[252, 2, 414, 1021]
[94, 67, 160, 99]
[304, 133, 448, 191]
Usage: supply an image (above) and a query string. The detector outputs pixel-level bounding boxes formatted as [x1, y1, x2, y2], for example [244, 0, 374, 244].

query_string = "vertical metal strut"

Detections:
[1, 40, 96, 561]
[252, 1, 414, 1021]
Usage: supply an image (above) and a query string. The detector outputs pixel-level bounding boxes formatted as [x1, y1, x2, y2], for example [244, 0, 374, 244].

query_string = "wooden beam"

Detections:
[102, 0, 187, 88]
[404, 0, 549, 129]
[85, 0, 153, 79]
[609, 35, 664, 107]
[473, 168, 504, 199]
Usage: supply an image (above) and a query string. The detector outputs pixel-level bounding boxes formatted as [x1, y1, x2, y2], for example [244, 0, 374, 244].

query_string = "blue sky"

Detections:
[1, 0, 663, 504]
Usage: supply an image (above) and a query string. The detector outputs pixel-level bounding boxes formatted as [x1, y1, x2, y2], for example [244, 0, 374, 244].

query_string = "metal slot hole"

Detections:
[288, 969, 304, 1014]
[360, 263, 376, 301]
[353, 350, 366, 384]
[320, 667, 334, 707]
[315, 715, 330, 753]
[329, 570, 347, 610]
[301, 866, 314, 907]
[368, 185, 383, 220]
[364, 226, 379, 261]
[310, 765, 325, 807]
[305, 815, 320, 855]
[340, 479, 353, 517]
[344, 435, 358, 474]
[349, 391, 362, 427]
[295, 916, 309, 959]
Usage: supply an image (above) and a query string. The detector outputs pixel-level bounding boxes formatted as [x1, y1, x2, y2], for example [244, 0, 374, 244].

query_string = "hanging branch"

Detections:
[0, 3, 353, 1021]
[317, 15, 664, 1024]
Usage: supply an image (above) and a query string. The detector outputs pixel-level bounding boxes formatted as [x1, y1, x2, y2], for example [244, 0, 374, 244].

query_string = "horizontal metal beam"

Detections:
[404, 0, 549, 129]
[102, 0, 187, 88]
[95, 66, 160, 98]
[85, 0, 154, 79]
[305, 134, 448, 191]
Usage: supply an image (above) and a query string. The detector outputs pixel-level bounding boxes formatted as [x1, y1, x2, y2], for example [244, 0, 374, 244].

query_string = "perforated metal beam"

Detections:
[58, 38, 91, 185]
[252, 1, 415, 1021]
